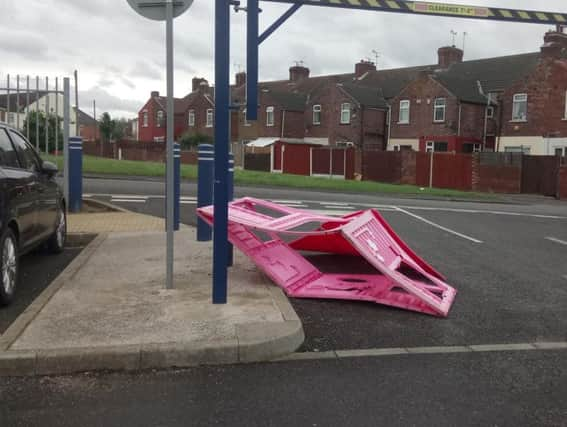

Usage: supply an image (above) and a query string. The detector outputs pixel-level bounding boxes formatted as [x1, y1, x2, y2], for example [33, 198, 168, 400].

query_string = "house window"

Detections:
[7, 113, 15, 125]
[206, 109, 213, 127]
[505, 146, 531, 154]
[188, 110, 195, 127]
[156, 110, 164, 127]
[399, 100, 410, 124]
[266, 106, 274, 127]
[340, 103, 351, 124]
[512, 93, 527, 121]
[312, 105, 321, 125]
[433, 98, 446, 122]
[486, 106, 494, 119]
[426, 141, 448, 152]
[142, 111, 148, 127]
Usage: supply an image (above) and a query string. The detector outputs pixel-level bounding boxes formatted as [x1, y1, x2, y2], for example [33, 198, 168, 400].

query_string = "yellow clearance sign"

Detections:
[412, 1, 490, 18]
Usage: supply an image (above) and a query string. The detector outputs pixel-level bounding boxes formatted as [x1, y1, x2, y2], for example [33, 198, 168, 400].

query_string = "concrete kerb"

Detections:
[0, 234, 304, 376]
[0, 234, 108, 352]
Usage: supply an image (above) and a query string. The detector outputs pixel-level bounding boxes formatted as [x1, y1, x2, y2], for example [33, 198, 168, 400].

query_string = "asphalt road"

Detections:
[5, 176, 564, 426]
[0, 246, 83, 334]
[83, 176, 567, 351]
[2, 350, 566, 427]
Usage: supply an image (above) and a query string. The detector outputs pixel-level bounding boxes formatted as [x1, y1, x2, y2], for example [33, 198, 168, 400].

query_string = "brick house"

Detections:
[498, 31, 567, 155]
[137, 91, 187, 142]
[181, 78, 216, 141]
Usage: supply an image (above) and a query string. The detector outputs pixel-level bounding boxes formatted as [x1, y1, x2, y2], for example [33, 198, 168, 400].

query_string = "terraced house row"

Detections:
[138, 29, 567, 176]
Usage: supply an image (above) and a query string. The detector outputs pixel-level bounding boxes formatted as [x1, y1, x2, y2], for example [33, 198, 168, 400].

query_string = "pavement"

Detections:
[0, 218, 303, 376]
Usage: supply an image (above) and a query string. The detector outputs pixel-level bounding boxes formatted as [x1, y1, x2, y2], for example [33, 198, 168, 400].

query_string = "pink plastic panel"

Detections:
[196, 197, 457, 317]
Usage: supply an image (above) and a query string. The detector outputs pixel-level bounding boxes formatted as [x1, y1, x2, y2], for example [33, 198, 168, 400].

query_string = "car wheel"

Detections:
[47, 205, 66, 254]
[0, 229, 18, 306]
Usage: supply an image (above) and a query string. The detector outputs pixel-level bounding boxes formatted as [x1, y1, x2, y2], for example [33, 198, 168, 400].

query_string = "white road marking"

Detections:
[180, 201, 196, 205]
[314, 209, 355, 216]
[396, 207, 483, 244]
[270, 199, 305, 204]
[545, 236, 567, 246]
[322, 205, 356, 210]
[111, 198, 147, 203]
[320, 202, 351, 206]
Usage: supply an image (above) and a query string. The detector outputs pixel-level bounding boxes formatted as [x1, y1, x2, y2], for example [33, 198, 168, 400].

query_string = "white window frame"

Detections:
[266, 106, 275, 127]
[156, 110, 164, 127]
[512, 93, 527, 122]
[398, 100, 410, 124]
[206, 109, 213, 127]
[142, 110, 148, 127]
[473, 143, 482, 153]
[486, 106, 494, 119]
[312, 104, 321, 125]
[425, 141, 434, 152]
[340, 103, 351, 124]
[433, 98, 446, 123]
[188, 109, 195, 127]
[563, 90, 567, 120]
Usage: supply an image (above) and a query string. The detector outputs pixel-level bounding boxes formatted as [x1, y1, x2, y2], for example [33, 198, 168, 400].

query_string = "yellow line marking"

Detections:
[554, 14, 566, 23]
[517, 11, 530, 20]
[535, 12, 549, 21]
[346, 0, 361, 5]
[499, 9, 513, 18]
[365, 0, 382, 7]
[386, 0, 400, 9]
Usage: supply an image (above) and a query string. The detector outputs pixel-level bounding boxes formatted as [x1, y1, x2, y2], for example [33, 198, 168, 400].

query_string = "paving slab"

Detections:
[0, 229, 303, 375]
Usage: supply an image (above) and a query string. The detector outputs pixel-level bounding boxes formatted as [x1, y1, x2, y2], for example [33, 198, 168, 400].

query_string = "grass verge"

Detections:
[44, 154, 497, 200]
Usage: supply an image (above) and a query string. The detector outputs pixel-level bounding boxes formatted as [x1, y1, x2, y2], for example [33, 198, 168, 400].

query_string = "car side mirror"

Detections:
[41, 161, 58, 178]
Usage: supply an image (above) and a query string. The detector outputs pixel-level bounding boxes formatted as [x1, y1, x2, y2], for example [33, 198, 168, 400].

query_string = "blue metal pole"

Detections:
[258, 3, 302, 44]
[213, 0, 230, 304]
[227, 152, 234, 267]
[68, 136, 83, 213]
[246, 0, 259, 121]
[174, 142, 180, 231]
[197, 143, 214, 241]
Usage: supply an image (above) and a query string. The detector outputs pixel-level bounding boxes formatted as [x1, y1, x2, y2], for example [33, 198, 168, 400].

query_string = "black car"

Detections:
[0, 123, 66, 306]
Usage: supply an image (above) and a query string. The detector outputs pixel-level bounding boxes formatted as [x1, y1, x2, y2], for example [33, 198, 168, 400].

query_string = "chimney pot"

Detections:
[541, 30, 567, 57]
[289, 65, 310, 82]
[151, 91, 159, 97]
[437, 46, 464, 68]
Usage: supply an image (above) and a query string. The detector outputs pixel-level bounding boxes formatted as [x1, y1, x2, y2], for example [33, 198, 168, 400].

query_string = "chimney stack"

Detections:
[289, 65, 310, 82]
[235, 71, 246, 86]
[541, 30, 567, 57]
[355, 60, 376, 78]
[151, 91, 159, 97]
[437, 46, 464, 69]
[192, 77, 208, 92]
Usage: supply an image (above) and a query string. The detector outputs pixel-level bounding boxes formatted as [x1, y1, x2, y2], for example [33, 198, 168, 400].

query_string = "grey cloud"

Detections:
[130, 61, 162, 80]
[79, 87, 142, 119]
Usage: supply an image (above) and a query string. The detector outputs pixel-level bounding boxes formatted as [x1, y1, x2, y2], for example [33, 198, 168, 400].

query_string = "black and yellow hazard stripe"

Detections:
[263, 0, 567, 26]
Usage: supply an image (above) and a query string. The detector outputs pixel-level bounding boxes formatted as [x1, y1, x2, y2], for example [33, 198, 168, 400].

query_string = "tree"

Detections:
[22, 111, 63, 154]
[99, 112, 115, 143]
[178, 132, 213, 150]
[112, 118, 129, 141]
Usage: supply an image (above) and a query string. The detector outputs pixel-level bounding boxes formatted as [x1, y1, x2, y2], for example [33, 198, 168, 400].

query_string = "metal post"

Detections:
[55, 78, 59, 156]
[246, 0, 259, 121]
[165, 0, 175, 290]
[174, 142, 181, 231]
[197, 144, 214, 241]
[6, 75, 10, 127]
[68, 137, 83, 212]
[74, 70, 79, 136]
[16, 75, 20, 130]
[93, 100, 97, 141]
[213, 0, 230, 304]
[26, 76, 30, 139]
[35, 76, 39, 151]
[429, 150, 434, 189]
[45, 76, 49, 154]
[63, 78, 70, 210]
[227, 152, 234, 267]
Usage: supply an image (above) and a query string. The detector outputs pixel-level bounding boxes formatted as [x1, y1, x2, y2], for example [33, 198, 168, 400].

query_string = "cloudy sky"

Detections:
[1, 0, 565, 118]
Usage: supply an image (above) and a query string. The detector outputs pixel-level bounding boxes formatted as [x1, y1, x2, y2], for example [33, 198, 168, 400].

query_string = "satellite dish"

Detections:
[127, 0, 194, 21]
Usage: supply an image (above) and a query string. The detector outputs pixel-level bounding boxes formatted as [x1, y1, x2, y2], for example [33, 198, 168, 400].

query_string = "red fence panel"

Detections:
[312, 148, 331, 175]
